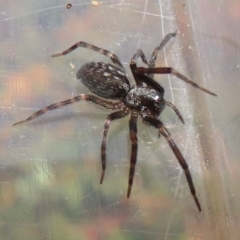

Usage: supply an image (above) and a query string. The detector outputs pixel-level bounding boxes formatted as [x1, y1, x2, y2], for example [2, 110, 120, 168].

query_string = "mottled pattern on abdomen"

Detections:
[77, 62, 130, 99]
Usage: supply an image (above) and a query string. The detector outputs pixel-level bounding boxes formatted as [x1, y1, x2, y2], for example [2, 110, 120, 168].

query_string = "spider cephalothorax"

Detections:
[14, 32, 217, 211]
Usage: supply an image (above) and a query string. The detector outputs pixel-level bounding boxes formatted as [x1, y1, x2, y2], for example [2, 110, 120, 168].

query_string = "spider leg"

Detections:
[52, 42, 124, 69]
[13, 94, 119, 126]
[136, 67, 217, 96]
[127, 111, 138, 198]
[130, 32, 176, 79]
[130, 64, 164, 93]
[100, 109, 130, 184]
[130, 49, 149, 66]
[142, 116, 201, 212]
[130, 50, 150, 86]
[149, 32, 177, 69]
[165, 101, 184, 124]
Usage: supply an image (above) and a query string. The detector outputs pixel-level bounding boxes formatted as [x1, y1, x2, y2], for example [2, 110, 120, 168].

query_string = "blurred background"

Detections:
[0, 0, 239, 239]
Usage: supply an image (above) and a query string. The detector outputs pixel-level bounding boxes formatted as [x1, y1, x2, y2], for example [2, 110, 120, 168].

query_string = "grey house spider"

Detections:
[14, 32, 217, 211]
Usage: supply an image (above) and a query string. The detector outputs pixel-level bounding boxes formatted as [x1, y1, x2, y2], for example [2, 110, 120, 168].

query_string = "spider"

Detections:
[13, 32, 217, 212]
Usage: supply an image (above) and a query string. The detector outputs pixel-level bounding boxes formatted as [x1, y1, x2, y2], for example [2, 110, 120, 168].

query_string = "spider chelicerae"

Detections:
[14, 32, 217, 211]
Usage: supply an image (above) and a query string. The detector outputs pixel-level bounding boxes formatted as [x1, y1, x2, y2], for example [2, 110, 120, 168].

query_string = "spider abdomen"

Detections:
[77, 62, 130, 99]
[123, 86, 165, 115]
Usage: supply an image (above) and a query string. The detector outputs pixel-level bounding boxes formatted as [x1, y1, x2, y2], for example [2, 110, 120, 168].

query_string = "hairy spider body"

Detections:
[14, 32, 217, 212]
[79, 62, 165, 116]
[77, 62, 130, 99]
[123, 86, 164, 117]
